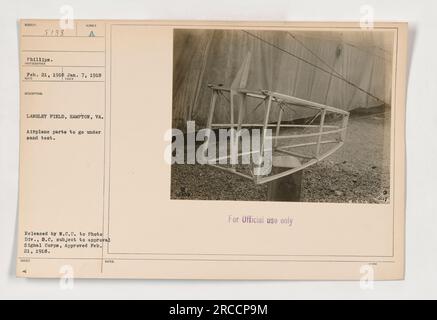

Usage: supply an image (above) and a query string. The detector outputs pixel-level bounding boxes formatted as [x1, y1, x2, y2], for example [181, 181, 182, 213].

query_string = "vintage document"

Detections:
[17, 20, 407, 279]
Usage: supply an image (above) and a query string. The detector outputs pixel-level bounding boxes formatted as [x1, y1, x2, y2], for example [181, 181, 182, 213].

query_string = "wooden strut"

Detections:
[204, 84, 350, 185]
[203, 51, 349, 185]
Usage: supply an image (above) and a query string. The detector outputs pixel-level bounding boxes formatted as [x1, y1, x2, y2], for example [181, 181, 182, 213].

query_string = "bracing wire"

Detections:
[242, 30, 386, 105]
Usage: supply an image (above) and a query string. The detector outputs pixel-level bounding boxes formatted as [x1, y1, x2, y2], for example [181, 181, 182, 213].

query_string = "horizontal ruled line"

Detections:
[22, 65, 105, 68]
[21, 50, 104, 53]
[22, 35, 104, 38]
[21, 80, 104, 83]
[17, 257, 397, 263]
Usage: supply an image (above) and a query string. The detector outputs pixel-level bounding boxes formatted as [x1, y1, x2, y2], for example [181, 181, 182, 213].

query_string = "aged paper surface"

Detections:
[17, 20, 407, 279]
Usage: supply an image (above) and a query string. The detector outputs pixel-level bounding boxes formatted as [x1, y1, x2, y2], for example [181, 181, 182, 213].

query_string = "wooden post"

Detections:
[341, 114, 349, 142]
[203, 89, 218, 162]
[274, 107, 283, 148]
[254, 96, 272, 183]
[316, 109, 326, 158]
[260, 96, 273, 160]
[267, 155, 302, 202]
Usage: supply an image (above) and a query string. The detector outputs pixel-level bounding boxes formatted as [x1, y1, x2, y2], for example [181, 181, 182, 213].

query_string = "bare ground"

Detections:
[171, 112, 391, 203]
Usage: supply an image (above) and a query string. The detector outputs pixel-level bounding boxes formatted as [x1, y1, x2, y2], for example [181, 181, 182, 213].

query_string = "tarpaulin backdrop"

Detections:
[172, 29, 394, 129]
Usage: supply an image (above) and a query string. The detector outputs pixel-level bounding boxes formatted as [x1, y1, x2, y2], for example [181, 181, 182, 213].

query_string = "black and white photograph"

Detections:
[171, 29, 394, 203]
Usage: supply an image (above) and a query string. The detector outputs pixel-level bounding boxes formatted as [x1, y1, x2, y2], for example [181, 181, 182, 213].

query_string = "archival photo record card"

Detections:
[17, 20, 408, 279]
